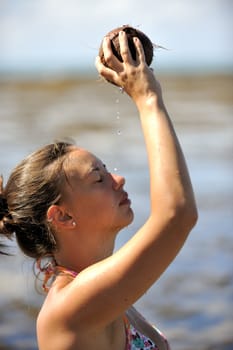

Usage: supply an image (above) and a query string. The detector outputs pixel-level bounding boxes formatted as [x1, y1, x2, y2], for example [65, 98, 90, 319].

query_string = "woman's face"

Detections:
[61, 148, 134, 236]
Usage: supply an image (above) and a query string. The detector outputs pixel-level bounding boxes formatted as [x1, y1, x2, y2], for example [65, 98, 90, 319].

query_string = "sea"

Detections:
[0, 73, 232, 350]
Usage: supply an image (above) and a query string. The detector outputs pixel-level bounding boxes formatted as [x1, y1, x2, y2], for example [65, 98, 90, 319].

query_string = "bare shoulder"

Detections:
[36, 276, 126, 350]
[37, 275, 80, 330]
[36, 277, 80, 349]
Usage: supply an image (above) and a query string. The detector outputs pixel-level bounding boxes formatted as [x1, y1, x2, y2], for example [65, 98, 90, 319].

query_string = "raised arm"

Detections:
[88, 31, 197, 312]
[48, 32, 198, 331]
[96, 31, 197, 257]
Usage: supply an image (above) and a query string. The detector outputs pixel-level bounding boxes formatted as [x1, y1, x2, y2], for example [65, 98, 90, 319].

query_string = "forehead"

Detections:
[64, 148, 102, 179]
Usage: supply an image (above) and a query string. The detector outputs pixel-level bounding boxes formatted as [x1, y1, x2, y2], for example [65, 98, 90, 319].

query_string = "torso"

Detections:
[37, 305, 126, 350]
[37, 267, 170, 350]
[37, 272, 126, 350]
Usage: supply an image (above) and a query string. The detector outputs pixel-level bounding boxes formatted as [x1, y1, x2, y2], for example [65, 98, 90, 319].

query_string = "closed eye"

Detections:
[90, 162, 109, 185]
[96, 176, 103, 183]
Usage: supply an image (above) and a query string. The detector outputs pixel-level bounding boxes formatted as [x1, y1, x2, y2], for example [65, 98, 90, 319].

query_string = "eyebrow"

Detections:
[92, 163, 106, 171]
[86, 163, 106, 178]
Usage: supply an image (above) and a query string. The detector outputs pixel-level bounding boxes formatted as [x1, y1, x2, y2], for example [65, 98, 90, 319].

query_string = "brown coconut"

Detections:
[99, 25, 154, 67]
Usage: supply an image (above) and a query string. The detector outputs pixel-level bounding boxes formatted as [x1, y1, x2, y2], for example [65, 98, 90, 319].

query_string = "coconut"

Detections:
[99, 25, 154, 67]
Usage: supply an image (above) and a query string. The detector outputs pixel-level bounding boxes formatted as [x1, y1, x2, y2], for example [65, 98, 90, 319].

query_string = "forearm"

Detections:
[136, 92, 197, 223]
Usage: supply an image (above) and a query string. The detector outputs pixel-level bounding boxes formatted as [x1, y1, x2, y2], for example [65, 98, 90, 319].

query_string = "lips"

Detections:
[119, 192, 131, 206]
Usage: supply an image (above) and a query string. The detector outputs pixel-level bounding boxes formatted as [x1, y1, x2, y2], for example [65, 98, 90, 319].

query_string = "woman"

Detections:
[0, 31, 197, 349]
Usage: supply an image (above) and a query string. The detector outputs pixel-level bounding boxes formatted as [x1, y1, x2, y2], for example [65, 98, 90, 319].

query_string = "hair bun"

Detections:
[0, 194, 9, 219]
[99, 25, 154, 68]
[0, 175, 9, 221]
[0, 193, 14, 254]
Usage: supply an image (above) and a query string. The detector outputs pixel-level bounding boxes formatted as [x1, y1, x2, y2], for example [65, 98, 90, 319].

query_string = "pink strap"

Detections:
[36, 259, 78, 292]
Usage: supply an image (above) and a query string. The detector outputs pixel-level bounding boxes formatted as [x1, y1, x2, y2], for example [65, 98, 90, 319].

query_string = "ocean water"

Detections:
[0, 74, 232, 349]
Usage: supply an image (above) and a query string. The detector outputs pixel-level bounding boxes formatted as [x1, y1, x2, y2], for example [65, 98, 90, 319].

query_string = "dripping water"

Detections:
[113, 87, 125, 172]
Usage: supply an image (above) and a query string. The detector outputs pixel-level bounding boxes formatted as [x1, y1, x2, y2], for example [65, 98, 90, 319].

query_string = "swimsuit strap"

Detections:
[123, 315, 130, 350]
[36, 259, 78, 292]
[56, 265, 78, 278]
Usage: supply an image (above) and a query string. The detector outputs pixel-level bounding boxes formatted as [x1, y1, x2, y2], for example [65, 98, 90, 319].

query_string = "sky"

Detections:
[0, 0, 232, 76]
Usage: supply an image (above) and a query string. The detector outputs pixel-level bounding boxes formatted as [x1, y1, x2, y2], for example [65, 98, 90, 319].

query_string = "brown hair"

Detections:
[0, 142, 74, 258]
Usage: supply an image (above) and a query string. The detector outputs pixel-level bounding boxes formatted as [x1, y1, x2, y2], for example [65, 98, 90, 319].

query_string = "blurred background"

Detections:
[0, 0, 232, 349]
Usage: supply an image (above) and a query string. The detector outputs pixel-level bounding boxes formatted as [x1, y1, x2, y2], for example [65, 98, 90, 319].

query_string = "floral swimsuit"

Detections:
[124, 315, 170, 350]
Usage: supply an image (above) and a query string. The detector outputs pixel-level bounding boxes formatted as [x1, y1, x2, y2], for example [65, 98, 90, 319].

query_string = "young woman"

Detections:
[0, 31, 198, 349]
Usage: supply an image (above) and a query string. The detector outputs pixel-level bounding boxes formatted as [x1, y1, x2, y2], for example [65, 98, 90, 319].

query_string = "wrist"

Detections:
[135, 93, 165, 114]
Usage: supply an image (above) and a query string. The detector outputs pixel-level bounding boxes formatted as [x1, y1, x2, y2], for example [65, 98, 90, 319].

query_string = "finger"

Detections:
[95, 56, 121, 86]
[95, 55, 109, 74]
[102, 36, 123, 70]
[133, 37, 146, 64]
[118, 31, 133, 64]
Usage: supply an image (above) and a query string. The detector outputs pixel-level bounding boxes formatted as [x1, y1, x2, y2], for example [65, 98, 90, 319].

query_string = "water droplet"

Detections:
[116, 112, 120, 120]
[114, 167, 118, 172]
[116, 98, 119, 104]
[117, 130, 121, 135]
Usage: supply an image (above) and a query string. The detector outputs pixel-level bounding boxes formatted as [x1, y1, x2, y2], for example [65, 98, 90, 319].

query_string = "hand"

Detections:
[95, 31, 162, 106]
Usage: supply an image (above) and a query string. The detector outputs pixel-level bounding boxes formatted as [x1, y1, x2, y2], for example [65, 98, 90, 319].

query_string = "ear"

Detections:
[47, 205, 76, 229]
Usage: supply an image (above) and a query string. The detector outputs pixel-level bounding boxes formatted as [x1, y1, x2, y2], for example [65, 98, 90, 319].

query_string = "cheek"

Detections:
[76, 198, 112, 218]
[70, 190, 117, 221]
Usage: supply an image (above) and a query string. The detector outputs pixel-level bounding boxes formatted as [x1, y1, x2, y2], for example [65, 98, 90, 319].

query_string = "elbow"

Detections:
[184, 204, 198, 232]
[173, 197, 198, 233]
[191, 201, 198, 227]
[156, 191, 198, 233]
[186, 193, 198, 228]
[151, 192, 198, 233]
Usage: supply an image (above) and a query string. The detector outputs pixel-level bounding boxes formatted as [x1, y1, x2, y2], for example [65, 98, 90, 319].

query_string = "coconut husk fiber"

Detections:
[99, 25, 154, 67]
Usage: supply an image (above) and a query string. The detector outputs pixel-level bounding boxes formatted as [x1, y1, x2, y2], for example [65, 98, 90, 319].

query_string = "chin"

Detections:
[128, 210, 134, 225]
[113, 208, 134, 233]
[122, 210, 134, 229]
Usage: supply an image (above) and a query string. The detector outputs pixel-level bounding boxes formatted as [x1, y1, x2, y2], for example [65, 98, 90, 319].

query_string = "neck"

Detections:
[54, 230, 116, 273]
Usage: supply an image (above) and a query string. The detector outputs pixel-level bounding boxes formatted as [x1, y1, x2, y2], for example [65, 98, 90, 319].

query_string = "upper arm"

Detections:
[54, 212, 194, 331]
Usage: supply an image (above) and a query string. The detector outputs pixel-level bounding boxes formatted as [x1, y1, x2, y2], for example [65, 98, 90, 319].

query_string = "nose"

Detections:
[111, 173, 125, 190]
